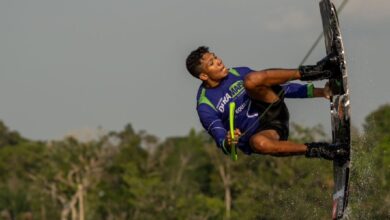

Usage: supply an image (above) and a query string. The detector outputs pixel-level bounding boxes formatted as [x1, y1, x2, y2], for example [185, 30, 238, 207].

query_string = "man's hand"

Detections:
[225, 128, 241, 152]
[323, 82, 332, 99]
[313, 82, 332, 99]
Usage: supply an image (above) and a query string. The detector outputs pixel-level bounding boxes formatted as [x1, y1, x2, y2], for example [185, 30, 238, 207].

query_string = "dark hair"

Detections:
[186, 46, 209, 78]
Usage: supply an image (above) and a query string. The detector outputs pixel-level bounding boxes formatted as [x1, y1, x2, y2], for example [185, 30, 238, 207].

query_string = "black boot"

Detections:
[299, 53, 338, 81]
[305, 142, 348, 160]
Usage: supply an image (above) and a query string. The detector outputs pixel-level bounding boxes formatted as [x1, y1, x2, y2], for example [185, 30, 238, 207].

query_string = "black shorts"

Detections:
[251, 85, 290, 140]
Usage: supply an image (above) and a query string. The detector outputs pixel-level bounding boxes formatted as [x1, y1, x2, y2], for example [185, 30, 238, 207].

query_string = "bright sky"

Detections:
[1, 0, 389, 141]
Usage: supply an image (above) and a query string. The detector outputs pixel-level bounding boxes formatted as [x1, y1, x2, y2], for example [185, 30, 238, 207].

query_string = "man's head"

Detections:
[186, 46, 228, 85]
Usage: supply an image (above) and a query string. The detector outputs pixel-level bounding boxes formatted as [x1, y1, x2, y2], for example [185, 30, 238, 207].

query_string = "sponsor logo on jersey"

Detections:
[216, 80, 245, 113]
[235, 100, 248, 114]
[217, 93, 232, 113]
[229, 80, 244, 98]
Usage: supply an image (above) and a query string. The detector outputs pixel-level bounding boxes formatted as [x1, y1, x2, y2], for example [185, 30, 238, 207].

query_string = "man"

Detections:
[186, 46, 346, 160]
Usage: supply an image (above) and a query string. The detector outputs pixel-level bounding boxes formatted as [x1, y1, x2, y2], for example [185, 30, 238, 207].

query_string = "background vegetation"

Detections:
[0, 104, 389, 220]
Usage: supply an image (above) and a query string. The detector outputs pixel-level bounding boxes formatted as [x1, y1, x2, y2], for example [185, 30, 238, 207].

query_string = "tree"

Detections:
[350, 103, 390, 219]
[363, 104, 390, 146]
[0, 141, 46, 220]
[0, 120, 25, 148]
[28, 138, 111, 220]
[87, 124, 148, 220]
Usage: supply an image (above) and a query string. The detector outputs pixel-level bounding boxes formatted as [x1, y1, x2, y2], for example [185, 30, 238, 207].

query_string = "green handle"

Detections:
[229, 102, 238, 161]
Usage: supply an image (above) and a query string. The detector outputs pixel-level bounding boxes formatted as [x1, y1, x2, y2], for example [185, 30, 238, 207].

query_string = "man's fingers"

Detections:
[234, 129, 241, 138]
[226, 129, 241, 146]
[324, 82, 332, 99]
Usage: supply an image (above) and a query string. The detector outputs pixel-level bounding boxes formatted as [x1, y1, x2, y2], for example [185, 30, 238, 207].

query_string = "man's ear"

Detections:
[199, 72, 208, 81]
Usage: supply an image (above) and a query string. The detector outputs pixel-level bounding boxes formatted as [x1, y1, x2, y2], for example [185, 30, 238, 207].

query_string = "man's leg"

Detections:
[243, 64, 345, 159]
[249, 130, 348, 159]
[244, 69, 300, 102]
[244, 54, 338, 101]
[249, 129, 307, 156]
[244, 51, 339, 101]
[244, 70, 305, 155]
[245, 69, 301, 87]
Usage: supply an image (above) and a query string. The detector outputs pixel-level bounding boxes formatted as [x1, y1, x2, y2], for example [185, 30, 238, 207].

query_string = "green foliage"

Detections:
[363, 104, 390, 146]
[348, 103, 390, 219]
[176, 194, 224, 219]
[0, 141, 48, 219]
[0, 104, 389, 219]
[0, 120, 25, 148]
[289, 123, 328, 143]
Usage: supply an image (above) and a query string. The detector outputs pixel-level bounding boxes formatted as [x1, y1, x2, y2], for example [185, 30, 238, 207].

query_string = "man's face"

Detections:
[199, 52, 228, 82]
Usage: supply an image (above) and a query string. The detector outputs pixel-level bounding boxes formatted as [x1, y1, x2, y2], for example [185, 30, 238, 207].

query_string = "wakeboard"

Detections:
[319, 0, 351, 219]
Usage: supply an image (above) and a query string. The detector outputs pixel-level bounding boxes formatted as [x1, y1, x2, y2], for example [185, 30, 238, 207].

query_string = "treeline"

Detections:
[0, 104, 389, 220]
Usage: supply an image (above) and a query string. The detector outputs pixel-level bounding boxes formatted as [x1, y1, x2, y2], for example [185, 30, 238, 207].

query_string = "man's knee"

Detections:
[244, 71, 267, 91]
[250, 134, 276, 154]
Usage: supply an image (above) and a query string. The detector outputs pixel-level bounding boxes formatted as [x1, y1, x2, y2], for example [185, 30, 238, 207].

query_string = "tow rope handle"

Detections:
[229, 102, 238, 161]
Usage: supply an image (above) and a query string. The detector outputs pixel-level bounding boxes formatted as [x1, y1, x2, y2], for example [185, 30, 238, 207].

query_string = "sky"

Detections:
[1, 0, 389, 141]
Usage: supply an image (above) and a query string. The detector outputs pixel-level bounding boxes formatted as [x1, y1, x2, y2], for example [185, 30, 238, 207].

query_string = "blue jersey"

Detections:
[196, 67, 314, 154]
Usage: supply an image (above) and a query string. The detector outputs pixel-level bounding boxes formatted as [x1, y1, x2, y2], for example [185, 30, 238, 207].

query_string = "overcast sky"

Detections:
[1, 0, 389, 141]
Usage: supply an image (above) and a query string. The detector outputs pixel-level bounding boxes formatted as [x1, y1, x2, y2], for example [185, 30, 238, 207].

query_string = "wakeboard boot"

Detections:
[305, 142, 348, 160]
[299, 53, 339, 81]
